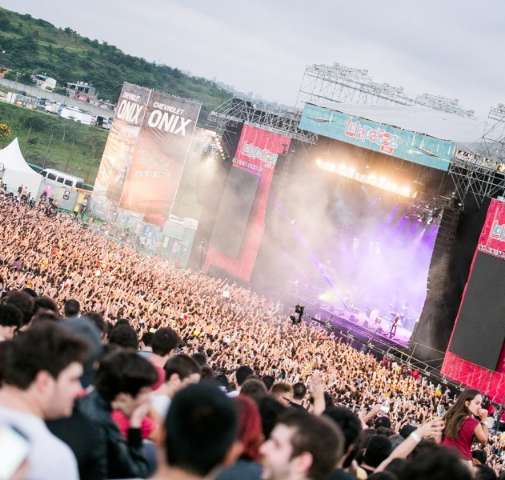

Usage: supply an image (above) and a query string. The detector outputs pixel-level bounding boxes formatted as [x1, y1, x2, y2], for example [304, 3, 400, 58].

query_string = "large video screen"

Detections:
[449, 251, 505, 370]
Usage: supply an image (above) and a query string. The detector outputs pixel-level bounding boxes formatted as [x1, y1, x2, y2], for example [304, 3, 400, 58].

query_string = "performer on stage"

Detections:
[389, 314, 400, 338]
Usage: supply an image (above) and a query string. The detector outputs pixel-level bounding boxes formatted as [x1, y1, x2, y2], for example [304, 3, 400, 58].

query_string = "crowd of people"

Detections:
[0, 190, 504, 479]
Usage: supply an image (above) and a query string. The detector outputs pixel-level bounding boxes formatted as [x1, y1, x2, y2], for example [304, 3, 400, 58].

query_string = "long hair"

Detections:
[236, 395, 263, 461]
[444, 389, 480, 439]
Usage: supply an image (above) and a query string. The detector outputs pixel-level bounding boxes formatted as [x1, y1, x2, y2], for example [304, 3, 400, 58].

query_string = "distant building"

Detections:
[32, 74, 57, 92]
[96, 100, 115, 112]
[65, 81, 97, 102]
[5, 92, 37, 109]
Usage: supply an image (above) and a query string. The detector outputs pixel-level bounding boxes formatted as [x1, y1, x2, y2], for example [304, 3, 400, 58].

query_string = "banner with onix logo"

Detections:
[91, 83, 151, 220]
[119, 89, 201, 225]
[91, 82, 201, 226]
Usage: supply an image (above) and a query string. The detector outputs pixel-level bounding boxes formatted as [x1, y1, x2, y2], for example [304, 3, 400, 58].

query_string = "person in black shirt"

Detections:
[79, 350, 158, 479]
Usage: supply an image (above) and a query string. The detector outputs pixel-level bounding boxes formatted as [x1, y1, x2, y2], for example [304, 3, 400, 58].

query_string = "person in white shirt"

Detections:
[0, 322, 88, 480]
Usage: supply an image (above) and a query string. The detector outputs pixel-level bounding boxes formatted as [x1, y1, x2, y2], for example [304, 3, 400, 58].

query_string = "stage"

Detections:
[311, 305, 411, 348]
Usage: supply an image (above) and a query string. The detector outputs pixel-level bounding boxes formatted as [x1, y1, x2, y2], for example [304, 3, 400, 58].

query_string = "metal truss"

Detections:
[482, 104, 505, 163]
[297, 63, 475, 118]
[208, 97, 318, 144]
[449, 150, 505, 208]
[297, 63, 413, 108]
[449, 104, 505, 207]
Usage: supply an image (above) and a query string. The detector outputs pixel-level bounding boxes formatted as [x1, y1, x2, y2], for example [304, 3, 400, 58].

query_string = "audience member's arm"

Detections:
[376, 418, 445, 472]
[308, 372, 325, 415]
[359, 404, 381, 429]
[474, 409, 489, 444]
[107, 401, 152, 478]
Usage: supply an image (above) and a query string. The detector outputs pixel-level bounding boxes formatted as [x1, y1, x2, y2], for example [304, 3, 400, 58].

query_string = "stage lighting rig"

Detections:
[315, 158, 416, 199]
[404, 199, 446, 225]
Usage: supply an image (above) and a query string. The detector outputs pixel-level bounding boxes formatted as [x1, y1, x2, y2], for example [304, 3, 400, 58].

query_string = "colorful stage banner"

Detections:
[299, 104, 455, 171]
[232, 125, 288, 175]
[119, 90, 201, 225]
[92, 82, 202, 226]
[205, 124, 291, 281]
[91, 83, 151, 219]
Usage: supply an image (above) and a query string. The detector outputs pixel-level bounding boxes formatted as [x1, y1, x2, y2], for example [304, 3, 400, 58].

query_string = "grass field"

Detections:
[0, 101, 107, 183]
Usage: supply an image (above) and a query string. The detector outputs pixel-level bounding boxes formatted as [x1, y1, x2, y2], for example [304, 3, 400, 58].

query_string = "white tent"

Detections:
[0, 138, 42, 197]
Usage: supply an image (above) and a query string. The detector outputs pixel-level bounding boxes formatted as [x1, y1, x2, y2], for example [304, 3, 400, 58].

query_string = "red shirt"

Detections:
[443, 416, 479, 460]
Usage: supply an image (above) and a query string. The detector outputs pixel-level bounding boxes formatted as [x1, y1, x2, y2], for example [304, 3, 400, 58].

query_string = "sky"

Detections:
[2, 0, 504, 118]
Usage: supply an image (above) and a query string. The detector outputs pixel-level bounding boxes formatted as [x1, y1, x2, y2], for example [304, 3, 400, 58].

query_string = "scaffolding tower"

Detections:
[297, 63, 475, 118]
[448, 104, 505, 207]
[448, 149, 505, 208]
[482, 104, 505, 163]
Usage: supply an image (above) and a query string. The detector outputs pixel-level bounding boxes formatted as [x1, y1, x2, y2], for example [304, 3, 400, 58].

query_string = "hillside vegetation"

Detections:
[0, 102, 107, 183]
[0, 6, 229, 115]
[0, 6, 237, 184]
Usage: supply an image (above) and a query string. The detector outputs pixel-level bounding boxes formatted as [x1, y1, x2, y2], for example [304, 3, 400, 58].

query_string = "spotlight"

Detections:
[400, 186, 411, 197]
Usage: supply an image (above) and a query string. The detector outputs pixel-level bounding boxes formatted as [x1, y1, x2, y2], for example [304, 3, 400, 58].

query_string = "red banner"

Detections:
[476, 198, 505, 259]
[205, 125, 290, 281]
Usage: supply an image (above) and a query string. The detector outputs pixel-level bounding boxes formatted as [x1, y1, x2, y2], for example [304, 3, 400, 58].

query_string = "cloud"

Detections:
[2, 0, 504, 115]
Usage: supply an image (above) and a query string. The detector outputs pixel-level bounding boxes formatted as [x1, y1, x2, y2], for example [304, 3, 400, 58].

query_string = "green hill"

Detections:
[0, 6, 230, 116]
[0, 101, 107, 183]
[0, 6, 235, 184]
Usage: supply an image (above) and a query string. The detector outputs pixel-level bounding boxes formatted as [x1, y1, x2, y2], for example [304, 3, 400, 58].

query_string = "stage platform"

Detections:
[312, 307, 411, 348]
